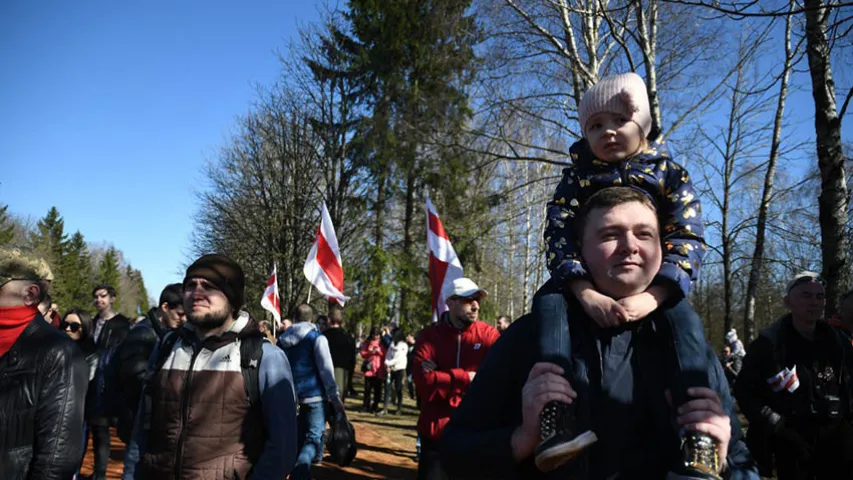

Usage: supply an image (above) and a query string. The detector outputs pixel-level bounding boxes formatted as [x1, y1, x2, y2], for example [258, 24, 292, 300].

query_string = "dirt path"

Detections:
[81, 372, 419, 479]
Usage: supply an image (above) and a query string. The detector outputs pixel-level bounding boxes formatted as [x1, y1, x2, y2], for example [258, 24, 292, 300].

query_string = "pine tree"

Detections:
[63, 231, 94, 311]
[0, 204, 15, 246]
[31, 207, 71, 307]
[97, 247, 122, 308]
[345, 0, 479, 327]
[134, 269, 151, 313]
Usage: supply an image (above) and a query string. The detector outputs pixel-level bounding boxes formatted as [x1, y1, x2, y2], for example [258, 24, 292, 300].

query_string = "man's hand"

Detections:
[673, 387, 731, 471]
[578, 288, 627, 328]
[511, 362, 576, 462]
[421, 359, 437, 373]
[617, 291, 660, 323]
[331, 396, 345, 415]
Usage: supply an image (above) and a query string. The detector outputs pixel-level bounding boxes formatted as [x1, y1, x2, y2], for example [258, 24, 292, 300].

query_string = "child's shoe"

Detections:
[669, 432, 721, 480]
[534, 401, 597, 472]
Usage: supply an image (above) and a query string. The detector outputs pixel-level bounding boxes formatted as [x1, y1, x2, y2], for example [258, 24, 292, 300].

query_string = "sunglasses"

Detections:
[59, 322, 82, 333]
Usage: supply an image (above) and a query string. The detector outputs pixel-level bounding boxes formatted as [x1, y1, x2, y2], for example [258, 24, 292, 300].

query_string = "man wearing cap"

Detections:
[0, 247, 89, 479]
[123, 253, 298, 480]
[735, 271, 853, 478]
[412, 277, 500, 480]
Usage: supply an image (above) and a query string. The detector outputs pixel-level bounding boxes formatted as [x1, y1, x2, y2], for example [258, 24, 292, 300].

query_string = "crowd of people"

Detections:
[2, 69, 853, 480]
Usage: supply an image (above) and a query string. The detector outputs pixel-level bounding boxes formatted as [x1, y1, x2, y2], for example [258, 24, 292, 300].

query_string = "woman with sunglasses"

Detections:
[60, 309, 98, 480]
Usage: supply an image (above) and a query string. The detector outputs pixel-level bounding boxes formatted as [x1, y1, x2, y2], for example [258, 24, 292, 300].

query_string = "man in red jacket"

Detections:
[412, 277, 500, 480]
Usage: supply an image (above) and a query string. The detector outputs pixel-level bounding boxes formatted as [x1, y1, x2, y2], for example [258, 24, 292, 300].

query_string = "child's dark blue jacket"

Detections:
[544, 138, 706, 296]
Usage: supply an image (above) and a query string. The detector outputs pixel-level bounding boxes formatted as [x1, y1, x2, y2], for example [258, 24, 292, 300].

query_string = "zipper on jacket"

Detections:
[621, 158, 631, 186]
[456, 332, 461, 368]
[174, 341, 202, 479]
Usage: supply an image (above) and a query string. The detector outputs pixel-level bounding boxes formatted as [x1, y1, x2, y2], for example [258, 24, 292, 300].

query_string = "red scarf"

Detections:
[0, 305, 37, 358]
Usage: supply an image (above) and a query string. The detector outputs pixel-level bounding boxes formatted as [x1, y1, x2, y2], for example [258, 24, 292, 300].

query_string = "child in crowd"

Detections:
[534, 72, 717, 478]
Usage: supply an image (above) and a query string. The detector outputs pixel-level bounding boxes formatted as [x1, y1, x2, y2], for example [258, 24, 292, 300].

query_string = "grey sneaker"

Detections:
[533, 401, 597, 472]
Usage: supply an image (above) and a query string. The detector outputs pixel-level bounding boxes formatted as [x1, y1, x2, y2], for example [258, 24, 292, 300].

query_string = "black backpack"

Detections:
[328, 412, 357, 467]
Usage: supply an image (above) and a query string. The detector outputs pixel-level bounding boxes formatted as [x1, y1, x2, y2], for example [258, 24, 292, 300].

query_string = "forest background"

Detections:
[2, 0, 851, 346]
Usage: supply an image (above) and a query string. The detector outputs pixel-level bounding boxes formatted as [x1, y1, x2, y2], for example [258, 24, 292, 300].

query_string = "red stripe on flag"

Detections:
[316, 227, 344, 292]
[428, 212, 449, 240]
[429, 252, 449, 313]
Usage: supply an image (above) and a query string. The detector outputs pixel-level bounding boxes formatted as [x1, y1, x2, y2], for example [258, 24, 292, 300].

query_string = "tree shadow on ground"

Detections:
[314, 456, 416, 480]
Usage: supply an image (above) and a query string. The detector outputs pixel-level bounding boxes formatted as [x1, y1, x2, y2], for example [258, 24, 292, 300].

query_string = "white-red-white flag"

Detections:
[767, 366, 800, 393]
[304, 202, 351, 306]
[426, 195, 464, 322]
[260, 264, 281, 324]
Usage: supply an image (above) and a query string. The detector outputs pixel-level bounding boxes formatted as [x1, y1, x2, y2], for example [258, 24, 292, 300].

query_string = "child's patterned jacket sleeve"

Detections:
[657, 159, 706, 296]
[544, 167, 587, 282]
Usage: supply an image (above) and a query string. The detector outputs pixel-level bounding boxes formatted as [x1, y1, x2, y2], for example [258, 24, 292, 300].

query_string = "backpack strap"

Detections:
[240, 334, 265, 407]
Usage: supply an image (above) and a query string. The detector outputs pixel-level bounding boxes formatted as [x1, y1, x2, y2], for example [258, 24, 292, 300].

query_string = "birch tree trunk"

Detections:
[804, 0, 850, 316]
[743, 1, 794, 343]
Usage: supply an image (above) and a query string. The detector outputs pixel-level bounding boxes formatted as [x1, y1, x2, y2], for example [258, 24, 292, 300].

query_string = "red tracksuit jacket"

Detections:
[412, 315, 500, 441]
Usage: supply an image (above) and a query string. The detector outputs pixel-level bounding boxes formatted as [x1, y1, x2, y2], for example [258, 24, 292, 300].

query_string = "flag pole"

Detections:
[307, 284, 312, 304]
[272, 262, 277, 339]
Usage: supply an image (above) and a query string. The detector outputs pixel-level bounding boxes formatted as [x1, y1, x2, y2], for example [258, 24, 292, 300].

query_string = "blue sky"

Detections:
[0, 1, 322, 301]
[0, 1, 850, 305]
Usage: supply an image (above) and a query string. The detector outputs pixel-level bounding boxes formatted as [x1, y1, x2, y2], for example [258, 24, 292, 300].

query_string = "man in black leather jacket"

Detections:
[0, 247, 88, 479]
[108, 283, 185, 442]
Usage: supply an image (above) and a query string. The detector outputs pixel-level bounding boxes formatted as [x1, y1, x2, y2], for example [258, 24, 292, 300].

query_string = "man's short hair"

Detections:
[575, 187, 656, 241]
[92, 284, 117, 298]
[159, 283, 183, 309]
[39, 293, 53, 308]
[293, 304, 314, 323]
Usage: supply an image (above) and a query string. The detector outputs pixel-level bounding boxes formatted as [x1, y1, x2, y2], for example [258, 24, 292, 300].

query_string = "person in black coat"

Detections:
[87, 284, 132, 480]
[323, 304, 356, 402]
[107, 283, 186, 443]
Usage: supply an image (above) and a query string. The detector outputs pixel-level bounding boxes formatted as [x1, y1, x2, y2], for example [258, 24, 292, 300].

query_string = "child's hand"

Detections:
[578, 289, 627, 329]
[617, 292, 660, 322]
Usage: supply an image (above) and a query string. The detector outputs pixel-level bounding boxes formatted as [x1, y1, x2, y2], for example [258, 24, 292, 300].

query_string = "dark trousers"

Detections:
[532, 278, 710, 412]
[389, 370, 404, 410]
[363, 376, 383, 412]
[417, 438, 449, 480]
[89, 422, 111, 476]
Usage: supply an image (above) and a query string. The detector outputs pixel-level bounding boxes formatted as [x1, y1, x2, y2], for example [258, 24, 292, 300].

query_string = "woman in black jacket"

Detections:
[60, 309, 99, 479]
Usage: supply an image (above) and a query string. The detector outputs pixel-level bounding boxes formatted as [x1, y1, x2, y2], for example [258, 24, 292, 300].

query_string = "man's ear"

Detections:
[23, 283, 41, 307]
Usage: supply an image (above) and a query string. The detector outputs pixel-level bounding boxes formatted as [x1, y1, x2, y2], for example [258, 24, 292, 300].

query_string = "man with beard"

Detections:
[108, 283, 186, 443]
[411, 277, 500, 480]
[87, 284, 131, 480]
[0, 247, 88, 479]
[123, 254, 298, 480]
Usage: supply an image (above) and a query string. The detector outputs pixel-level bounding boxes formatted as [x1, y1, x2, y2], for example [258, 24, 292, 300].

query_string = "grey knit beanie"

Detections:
[578, 72, 651, 139]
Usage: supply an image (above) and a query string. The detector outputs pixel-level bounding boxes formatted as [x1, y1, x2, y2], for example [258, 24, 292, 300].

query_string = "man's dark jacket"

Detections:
[324, 326, 356, 371]
[0, 314, 89, 479]
[87, 313, 131, 423]
[734, 314, 853, 476]
[441, 312, 758, 479]
[108, 308, 168, 442]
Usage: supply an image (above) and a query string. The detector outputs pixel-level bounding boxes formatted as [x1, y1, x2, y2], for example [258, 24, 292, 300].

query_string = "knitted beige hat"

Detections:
[578, 72, 651, 139]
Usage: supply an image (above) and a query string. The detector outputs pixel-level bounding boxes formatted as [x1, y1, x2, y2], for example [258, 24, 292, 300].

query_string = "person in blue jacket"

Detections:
[441, 188, 758, 480]
[533, 72, 713, 476]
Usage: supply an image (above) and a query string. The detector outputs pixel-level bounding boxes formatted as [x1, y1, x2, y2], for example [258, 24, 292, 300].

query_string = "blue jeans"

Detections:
[294, 401, 327, 473]
[532, 278, 710, 411]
